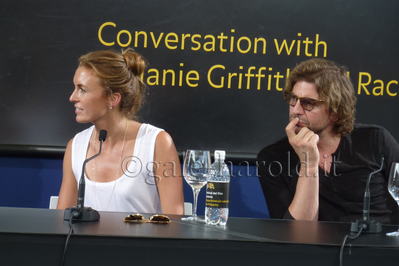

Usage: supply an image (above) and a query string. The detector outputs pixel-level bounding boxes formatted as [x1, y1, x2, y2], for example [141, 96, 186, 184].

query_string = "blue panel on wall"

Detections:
[0, 157, 63, 209]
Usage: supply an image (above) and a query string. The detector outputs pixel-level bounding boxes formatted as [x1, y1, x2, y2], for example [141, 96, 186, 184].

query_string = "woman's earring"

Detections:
[109, 105, 112, 110]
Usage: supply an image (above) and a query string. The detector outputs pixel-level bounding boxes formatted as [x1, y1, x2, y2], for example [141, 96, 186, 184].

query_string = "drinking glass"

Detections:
[387, 162, 399, 236]
[181, 150, 211, 222]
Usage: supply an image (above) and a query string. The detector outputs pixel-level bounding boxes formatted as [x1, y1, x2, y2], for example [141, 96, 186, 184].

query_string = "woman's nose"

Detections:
[69, 89, 78, 103]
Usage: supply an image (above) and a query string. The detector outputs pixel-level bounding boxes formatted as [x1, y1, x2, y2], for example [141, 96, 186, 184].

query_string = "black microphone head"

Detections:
[99, 130, 107, 142]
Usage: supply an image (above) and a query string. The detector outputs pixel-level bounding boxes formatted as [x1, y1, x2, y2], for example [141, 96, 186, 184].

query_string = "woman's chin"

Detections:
[75, 117, 89, 124]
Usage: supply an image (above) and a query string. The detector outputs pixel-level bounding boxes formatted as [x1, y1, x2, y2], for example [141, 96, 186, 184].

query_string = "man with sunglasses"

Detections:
[257, 58, 399, 224]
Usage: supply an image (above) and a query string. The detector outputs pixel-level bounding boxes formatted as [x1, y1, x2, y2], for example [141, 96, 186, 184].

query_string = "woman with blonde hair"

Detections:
[57, 48, 184, 215]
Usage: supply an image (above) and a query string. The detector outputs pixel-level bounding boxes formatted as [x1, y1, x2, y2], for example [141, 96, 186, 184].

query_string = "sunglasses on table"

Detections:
[284, 92, 324, 111]
[123, 214, 171, 224]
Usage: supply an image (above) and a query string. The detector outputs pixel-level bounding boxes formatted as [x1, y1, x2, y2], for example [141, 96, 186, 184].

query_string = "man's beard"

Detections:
[290, 115, 330, 136]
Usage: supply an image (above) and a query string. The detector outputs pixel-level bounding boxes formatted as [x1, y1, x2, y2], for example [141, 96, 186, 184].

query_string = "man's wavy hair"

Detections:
[284, 58, 356, 136]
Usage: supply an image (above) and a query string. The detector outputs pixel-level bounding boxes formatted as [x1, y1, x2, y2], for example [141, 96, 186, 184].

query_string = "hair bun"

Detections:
[122, 48, 146, 76]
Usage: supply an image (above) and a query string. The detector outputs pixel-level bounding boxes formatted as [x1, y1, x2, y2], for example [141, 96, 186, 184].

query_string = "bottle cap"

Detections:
[214, 150, 225, 160]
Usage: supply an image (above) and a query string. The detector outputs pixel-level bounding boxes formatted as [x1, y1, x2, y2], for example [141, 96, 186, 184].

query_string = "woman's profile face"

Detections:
[70, 66, 109, 124]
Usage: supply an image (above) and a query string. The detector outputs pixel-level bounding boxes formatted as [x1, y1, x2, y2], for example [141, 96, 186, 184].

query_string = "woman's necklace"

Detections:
[91, 119, 128, 210]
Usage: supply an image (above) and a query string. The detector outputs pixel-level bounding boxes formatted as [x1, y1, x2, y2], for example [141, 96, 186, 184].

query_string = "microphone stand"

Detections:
[350, 157, 384, 233]
[64, 130, 107, 222]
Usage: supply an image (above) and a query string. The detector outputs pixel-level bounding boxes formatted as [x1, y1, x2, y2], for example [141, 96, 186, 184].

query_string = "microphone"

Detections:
[64, 130, 107, 222]
[350, 151, 385, 233]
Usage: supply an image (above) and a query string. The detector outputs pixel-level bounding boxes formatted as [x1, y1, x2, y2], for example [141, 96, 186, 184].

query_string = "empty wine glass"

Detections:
[181, 150, 211, 222]
[387, 162, 399, 236]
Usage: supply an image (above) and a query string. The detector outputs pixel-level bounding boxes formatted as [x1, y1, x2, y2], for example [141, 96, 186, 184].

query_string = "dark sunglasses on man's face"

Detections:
[285, 93, 324, 111]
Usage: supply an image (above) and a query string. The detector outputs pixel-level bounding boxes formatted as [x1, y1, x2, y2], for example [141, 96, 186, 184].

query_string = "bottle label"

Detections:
[205, 182, 230, 208]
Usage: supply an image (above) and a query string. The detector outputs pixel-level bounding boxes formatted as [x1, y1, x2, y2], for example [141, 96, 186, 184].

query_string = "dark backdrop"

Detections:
[1, 0, 398, 160]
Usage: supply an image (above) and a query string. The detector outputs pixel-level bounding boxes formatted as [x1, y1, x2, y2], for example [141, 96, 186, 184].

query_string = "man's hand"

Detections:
[286, 117, 320, 174]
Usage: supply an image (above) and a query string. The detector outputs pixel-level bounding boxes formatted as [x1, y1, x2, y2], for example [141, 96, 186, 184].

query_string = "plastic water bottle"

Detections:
[205, 150, 230, 225]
